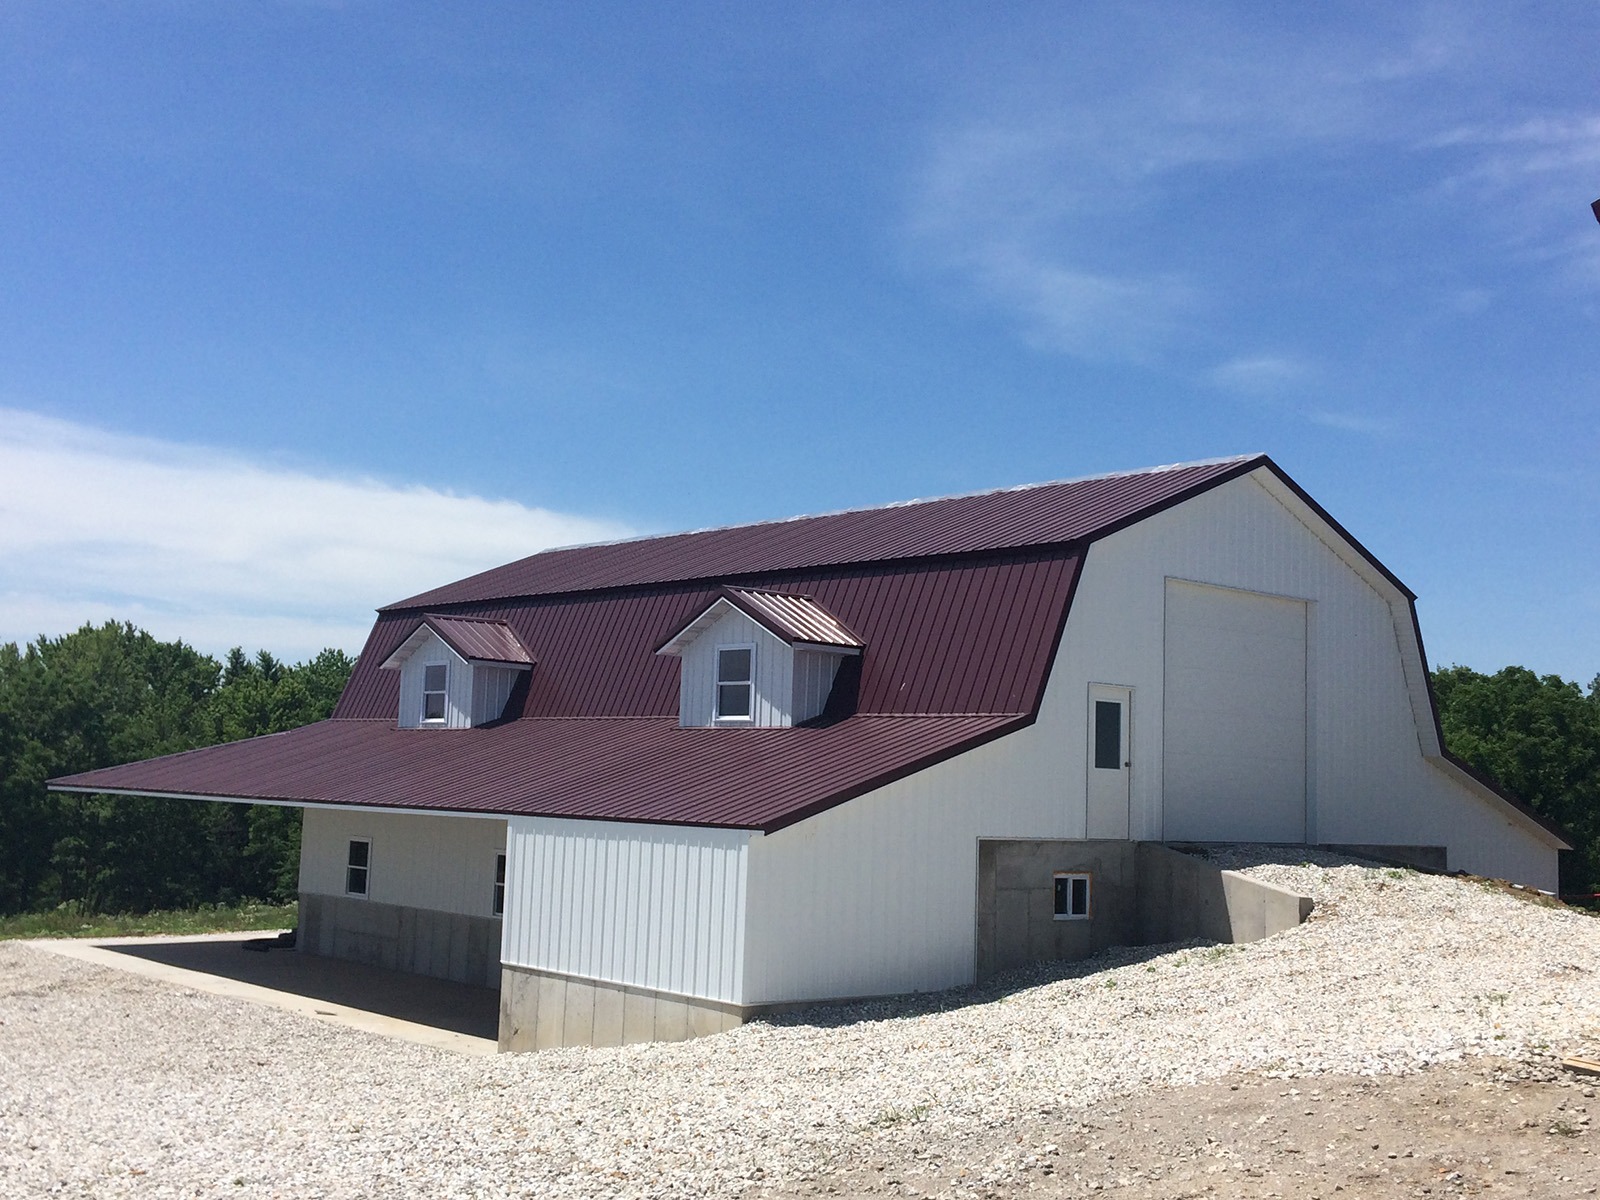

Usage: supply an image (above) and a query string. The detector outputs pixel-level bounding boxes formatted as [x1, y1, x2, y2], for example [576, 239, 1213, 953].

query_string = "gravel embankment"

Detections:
[3, 851, 1598, 1198]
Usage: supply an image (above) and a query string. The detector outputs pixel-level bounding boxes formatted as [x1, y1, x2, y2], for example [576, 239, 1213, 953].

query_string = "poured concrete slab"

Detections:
[32, 932, 498, 1056]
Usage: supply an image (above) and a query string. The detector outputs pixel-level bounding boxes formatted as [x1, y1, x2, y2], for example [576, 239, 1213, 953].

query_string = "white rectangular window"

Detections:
[422, 663, 448, 722]
[346, 838, 371, 897]
[715, 645, 754, 720]
[492, 852, 506, 917]
[1053, 871, 1090, 920]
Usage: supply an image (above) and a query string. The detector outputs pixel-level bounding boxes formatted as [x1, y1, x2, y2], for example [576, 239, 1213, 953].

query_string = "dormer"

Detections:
[655, 587, 863, 728]
[380, 614, 535, 729]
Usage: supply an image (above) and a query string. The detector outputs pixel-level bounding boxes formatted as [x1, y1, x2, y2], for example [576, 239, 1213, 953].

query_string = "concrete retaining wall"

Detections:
[1135, 842, 1314, 946]
[499, 964, 743, 1051]
[299, 892, 501, 989]
[976, 840, 1315, 980]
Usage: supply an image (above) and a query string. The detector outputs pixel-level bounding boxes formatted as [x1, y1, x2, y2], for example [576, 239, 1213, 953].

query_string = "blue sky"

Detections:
[1, 2, 1596, 679]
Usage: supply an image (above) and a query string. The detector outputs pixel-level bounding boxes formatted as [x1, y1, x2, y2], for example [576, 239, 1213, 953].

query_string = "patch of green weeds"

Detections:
[0, 900, 297, 941]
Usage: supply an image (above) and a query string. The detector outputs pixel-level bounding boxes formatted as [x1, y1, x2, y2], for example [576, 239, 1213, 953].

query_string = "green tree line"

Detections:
[1432, 665, 1600, 896]
[0, 622, 352, 916]
[0, 622, 1596, 916]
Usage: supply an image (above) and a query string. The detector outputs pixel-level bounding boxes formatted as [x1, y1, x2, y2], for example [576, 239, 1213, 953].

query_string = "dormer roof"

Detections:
[654, 587, 864, 657]
[378, 613, 535, 671]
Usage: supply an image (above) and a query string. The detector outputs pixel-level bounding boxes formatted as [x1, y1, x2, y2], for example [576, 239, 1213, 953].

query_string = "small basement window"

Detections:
[1053, 872, 1091, 920]
[492, 852, 506, 917]
[346, 838, 371, 897]
[715, 645, 754, 720]
[422, 663, 448, 722]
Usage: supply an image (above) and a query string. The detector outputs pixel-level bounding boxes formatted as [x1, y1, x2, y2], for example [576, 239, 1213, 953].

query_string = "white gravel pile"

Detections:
[3, 852, 1598, 1198]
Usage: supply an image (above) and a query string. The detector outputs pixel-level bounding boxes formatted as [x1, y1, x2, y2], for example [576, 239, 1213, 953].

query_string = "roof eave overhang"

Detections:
[45, 782, 512, 821]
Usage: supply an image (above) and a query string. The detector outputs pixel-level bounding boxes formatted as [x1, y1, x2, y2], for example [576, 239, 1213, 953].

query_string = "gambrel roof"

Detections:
[57, 453, 1559, 841]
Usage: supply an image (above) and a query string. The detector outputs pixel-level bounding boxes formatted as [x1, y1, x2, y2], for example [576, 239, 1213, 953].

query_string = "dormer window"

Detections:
[422, 664, 448, 722]
[715, 645, 754, 721]
[380, 614, 536, 729]
[656, 587, 864, 728]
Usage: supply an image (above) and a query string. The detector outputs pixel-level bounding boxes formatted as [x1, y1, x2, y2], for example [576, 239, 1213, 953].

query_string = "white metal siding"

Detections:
[501, 817, 750, 1003]
[791, 648, 844, 723]
[471, 665, 520, 725]
[299, 806, 507, 917]
[396, 633, 473, 729]
[1163, 580, 1308, 842]
[676, 611, 795, 727]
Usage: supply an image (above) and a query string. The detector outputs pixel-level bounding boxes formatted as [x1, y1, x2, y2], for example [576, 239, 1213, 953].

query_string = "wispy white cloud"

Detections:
[1424, 114, 1600, 283]
[1205, 355, 1311, 397]
[1305, 409, 1393, 436]
[0, 408, 636, 661]
[902, 8, 1600, 357]
[1204, 354, 1390, 435]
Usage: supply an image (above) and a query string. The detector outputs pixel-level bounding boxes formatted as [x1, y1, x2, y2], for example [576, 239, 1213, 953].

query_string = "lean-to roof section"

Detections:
[52, 714, 1022, 832]
[388, 456, 1262, 609]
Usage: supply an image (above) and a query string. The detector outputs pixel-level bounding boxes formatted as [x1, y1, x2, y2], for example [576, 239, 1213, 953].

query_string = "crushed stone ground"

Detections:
[2, 850, 1597, 1198]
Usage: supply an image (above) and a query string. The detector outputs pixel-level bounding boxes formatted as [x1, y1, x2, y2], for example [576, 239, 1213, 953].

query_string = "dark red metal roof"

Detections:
[387, 456, 1264, 609]
[53, 547, 1078, 829]
[336, 551, 1078, 721]
[53, 715, 1022, 833]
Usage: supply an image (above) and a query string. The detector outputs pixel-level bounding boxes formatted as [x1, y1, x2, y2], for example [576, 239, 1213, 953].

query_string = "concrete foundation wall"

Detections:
[976, 840, 1138, 979]
[300, 892, 501, 988]
[976, 840, 1315, 980]
[499, 963, 743, 1051]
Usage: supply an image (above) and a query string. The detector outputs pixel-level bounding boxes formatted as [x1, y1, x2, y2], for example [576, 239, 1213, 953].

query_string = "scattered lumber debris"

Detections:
[1559, 1056, 1600, 1076]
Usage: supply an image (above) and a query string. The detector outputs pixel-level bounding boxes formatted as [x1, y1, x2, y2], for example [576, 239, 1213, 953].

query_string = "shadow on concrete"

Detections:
[107, 938, 499, 1041]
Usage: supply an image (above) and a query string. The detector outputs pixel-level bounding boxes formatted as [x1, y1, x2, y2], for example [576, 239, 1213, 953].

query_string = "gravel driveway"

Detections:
[3, 851, 1598, 1198]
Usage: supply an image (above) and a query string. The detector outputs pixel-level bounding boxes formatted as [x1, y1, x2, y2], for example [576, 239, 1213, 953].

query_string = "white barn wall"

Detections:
[1070, 471, 1559, 884]
[742, 469, 1561, 1005]
[299, 806, 507, 917]
[502, 817, 751, 1004]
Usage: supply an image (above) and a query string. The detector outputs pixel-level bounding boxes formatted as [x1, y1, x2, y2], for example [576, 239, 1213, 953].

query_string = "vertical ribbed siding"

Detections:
[791, 648, 844, 723]
[502, 816, 750, 1003]
[470, 666, 520, 724]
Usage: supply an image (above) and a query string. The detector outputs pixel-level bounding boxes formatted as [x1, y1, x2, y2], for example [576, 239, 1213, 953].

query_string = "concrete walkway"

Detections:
[32, 932, 499, 1056]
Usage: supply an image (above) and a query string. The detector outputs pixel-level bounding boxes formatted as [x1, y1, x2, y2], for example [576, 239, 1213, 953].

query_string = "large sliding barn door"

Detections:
[1162, 579, 1307, 842]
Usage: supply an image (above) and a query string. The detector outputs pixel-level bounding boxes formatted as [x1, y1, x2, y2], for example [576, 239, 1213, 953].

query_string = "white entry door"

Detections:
[1085, 683, 1132, 839]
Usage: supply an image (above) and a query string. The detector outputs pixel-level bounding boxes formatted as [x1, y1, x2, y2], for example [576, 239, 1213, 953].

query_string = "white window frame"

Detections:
[346, 838, 372, 898]
[421, 662, 449, 724]
[492, 852, 506, 917]
[1053, 871, 1091, 921]
[713, 643, 756, 723]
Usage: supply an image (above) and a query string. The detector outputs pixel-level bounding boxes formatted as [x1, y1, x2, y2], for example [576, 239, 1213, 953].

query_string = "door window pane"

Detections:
[1094, 700, 1122, 769]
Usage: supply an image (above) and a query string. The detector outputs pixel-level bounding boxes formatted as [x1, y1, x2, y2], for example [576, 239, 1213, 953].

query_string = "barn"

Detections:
[51, 455, 1569, 1049]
